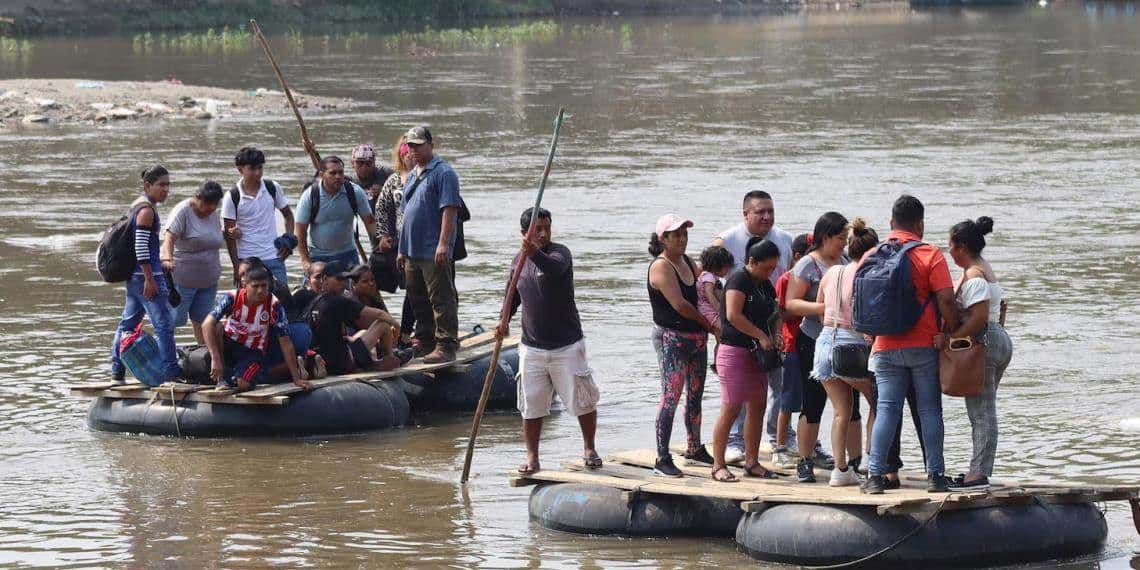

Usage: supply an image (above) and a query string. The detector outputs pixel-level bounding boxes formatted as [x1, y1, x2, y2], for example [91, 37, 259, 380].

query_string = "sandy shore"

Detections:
[0, 79, 348, 126]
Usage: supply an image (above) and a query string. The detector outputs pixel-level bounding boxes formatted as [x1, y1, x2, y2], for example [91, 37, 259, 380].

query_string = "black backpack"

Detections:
[305, 180, 361, 220]
[96, 203, 153, 283]
[229, 180, 281, 214]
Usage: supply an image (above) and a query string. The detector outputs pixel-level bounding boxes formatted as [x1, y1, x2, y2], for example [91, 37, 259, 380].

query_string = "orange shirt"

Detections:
[872, 230, 952, 352]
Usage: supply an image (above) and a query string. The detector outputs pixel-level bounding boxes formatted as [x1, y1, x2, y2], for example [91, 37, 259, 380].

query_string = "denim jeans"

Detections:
[110, 274, 181, 381]
[261, 257, 289, 288]
[728, 364, 793, 450]
[868, 347, 944, 476]
[266, 322, 313, 367]
[965, 324, 1013, 477]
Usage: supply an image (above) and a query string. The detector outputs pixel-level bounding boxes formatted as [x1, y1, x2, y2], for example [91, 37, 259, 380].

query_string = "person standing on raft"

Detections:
[498, 207, 601, 475]
[648, 214, 716, 477]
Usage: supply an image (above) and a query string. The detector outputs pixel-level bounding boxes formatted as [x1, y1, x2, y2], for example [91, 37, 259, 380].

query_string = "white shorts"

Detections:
[517, 339, 600, 420]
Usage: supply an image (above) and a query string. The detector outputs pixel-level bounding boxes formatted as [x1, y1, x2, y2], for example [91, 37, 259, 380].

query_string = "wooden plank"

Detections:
[109, 383, 149, 392]
[156, 382, 209, 394]
[69, 387, 289, 406]
[66, 382, 117, 392]
[518, 468, 760, 501]
[238, 336, 519, 399]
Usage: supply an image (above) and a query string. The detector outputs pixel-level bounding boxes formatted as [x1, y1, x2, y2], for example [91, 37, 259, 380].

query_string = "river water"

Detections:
[0, 5, 1138, 567]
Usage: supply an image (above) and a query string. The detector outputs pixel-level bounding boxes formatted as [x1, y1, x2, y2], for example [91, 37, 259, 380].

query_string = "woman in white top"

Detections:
[944, 216, 1013, 491]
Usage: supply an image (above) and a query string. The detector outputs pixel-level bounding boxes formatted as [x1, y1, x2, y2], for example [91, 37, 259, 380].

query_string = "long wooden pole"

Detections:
[250, 19, 367, 262]
[460, 107, 566, 485]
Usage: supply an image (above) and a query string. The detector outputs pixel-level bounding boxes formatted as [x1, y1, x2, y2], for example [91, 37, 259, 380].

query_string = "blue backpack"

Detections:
[852, 240, 930, 335]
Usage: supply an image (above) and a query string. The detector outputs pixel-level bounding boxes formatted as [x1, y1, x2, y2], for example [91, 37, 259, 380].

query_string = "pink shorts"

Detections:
[714, 344, 768, 405]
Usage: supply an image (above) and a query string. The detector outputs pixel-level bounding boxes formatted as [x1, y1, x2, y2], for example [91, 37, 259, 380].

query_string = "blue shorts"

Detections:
[221, 339, 268, 388]
[173, 284, 218, 327]
[779, 350, 803, 412]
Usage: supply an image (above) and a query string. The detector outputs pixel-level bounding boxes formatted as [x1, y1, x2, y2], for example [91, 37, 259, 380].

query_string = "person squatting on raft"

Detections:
[710, 238, 783, 482]
[862, 194, 960, 495]
[109, 165, 182, 384]
[812, 219, 880, 487]
[202, 264, 310, 391]
[222, 147, 295, 287]
[498, 207, 601, 476]
[943, 216, 1013, 492]
[647, 214, 716, 478]
[306, 261, 409, 375]
[236, 257, 315, 383]
[161, 180, 225, 345]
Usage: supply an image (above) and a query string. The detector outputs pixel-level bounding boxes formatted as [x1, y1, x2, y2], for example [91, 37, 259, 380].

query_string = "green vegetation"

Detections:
[131, 26, 252, 55]
[0, 36, 32, 63]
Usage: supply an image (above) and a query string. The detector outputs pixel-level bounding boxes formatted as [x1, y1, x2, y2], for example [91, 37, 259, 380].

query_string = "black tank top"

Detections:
[647, 255, 702, 333]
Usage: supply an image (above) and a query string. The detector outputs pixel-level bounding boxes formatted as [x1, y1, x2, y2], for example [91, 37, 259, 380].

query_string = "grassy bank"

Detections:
[0, 0, 760, 36]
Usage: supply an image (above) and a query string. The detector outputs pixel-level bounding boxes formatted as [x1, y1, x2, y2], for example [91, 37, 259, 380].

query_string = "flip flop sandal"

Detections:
[712, 466, 739, 483]
[583, 452, 603, 469]
[743, 463, 778, 479]
[517, 462, 540, 476]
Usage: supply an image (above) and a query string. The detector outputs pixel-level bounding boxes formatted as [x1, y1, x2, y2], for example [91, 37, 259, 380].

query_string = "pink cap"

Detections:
[655, 213, 694, 238]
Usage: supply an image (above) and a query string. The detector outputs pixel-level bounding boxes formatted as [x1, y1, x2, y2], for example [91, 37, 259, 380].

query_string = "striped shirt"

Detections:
[210, 289, 289, 353]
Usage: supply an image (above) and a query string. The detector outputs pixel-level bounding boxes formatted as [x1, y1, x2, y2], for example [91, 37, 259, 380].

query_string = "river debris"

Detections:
[0, 79, 348, 127]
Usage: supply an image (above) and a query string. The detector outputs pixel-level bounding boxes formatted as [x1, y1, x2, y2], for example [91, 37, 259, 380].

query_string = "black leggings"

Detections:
[796, 333, 861, 425]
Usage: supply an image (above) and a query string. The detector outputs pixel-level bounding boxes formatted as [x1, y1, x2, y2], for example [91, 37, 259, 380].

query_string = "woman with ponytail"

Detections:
[109, 166, 183, 384]
[647, 214, 716, 477]
[944, 216, 1012, 491]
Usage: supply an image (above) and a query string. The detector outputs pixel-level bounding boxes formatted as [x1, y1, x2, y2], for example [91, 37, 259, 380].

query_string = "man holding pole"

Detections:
[397, 126, 461, 364]
[497, 207, 601, 475]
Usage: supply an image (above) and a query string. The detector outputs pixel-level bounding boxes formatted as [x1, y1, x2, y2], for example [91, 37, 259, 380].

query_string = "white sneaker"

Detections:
[771, 448, 796, 468]
[725, 447, 745, 464]
[829, 466, 860, 487]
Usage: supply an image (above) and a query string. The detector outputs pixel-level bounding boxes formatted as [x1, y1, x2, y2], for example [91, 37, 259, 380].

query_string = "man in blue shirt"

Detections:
[396, 126, 461, 364]
[295, 156, 377, 272]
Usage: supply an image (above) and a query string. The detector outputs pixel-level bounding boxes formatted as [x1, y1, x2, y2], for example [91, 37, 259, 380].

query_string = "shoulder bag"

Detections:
[830, 266, 872, 378]
[940, 268, 988, 396]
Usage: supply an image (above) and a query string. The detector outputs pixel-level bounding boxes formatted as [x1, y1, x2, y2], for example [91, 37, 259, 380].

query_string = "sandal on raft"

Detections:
[517, 462, 540, 476]
[584, 452, 603, 470]
[712, 466, 739, 483]
[743, 463, 778, 479]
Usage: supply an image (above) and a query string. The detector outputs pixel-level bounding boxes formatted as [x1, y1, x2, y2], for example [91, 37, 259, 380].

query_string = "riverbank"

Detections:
[0, 79, 346, 126]
[1, 0, 799, 35]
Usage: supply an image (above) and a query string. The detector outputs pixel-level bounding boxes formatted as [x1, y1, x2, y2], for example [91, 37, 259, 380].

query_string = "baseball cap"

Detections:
[655, 214, 694, 239]
[351, 144, 375, 162]
[405, 126, 433, 145]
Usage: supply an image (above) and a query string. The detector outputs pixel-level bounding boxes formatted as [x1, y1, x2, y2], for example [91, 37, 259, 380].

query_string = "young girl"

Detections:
[698, 246, 735, 338]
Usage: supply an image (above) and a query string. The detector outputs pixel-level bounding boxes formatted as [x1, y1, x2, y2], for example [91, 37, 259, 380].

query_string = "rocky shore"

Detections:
[0, 79, 347, 127]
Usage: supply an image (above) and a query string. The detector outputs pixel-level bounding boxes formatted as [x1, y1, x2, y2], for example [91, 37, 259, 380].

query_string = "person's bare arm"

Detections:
[295, 222, 311, 272]
[726, 289, 773, 349]
[701, 281, 722, 314]
[362, 214, 378, 247]
[435, 206, 457, 266]
[280, 205, 294, 236]
[785, 275, 824, 317]
[649, 259, 712, 331]
[357, 306, 399, 330]
[950, 301, 988, 339]
[223, 218, 241, 286]
[202, 315, 225, 382]
[935, 287, 959, 336]
[161, 230, 177, 273]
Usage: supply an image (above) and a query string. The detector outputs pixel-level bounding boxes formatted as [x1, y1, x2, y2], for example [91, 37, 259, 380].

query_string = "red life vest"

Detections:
[222, 289, 279, 353]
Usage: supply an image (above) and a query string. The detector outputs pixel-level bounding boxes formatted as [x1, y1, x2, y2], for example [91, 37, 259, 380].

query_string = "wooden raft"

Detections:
[512, 448, 1139, 516]
[66, 332, 517, 407]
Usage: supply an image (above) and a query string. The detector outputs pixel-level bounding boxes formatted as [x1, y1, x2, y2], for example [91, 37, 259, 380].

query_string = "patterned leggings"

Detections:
[652, 326, 708, 459]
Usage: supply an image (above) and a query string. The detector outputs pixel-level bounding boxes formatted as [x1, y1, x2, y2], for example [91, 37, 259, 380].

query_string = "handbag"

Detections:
[751, 341, 784, 372]
[369, 249, 401, 294]
[829, 267, 871, 378]
[939, 335, 986, 397]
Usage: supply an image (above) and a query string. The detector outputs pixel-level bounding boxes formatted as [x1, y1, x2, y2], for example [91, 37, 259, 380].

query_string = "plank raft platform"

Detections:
[67, 333, 520, 437]
[515, 449, 1138, 568]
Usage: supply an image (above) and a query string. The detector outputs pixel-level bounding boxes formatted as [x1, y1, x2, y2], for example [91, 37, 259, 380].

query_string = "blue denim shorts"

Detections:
[812, 326, 872, 382]
[174, 284, 218, 326]
[779, 350, 803, 412]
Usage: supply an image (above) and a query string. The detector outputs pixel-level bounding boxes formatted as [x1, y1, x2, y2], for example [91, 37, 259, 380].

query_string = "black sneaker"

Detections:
[927, 473, 951, 493]
[884, 476, 901, 490]
[684, 446, 715, 465]
[948, 476, 990, 492]
[796, 458, 816, 483]
[654, 456, 683, 478]
[112, 369, 126, 385]
[861, 474, 887, 494]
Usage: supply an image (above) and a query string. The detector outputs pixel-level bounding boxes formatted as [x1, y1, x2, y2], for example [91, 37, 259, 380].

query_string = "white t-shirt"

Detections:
[715, 222, 794, 286]
[958, 277, 1003, 323]
[221, 178, 289, 260]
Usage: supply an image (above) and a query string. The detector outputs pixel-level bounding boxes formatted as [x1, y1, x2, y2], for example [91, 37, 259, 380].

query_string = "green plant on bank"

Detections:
[0, 36, 32, 63]
[384, 19, 560, 50]
[131, 26, 252, 55]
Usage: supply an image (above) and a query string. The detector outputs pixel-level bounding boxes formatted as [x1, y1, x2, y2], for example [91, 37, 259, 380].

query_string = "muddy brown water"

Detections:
[1, 6, 1138, 567]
